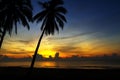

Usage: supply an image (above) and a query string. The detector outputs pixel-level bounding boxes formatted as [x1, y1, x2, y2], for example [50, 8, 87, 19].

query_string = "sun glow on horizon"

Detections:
[1, 30, 120, 59]
[38, 50, 56, 58]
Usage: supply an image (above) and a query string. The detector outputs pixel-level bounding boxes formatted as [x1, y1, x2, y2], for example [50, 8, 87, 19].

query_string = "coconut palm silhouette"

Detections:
[30, 0, 67, 69]
[0, 0, 33, 48]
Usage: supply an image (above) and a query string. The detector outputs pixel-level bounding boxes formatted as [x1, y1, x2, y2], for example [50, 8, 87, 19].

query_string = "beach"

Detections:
[0, 67, 120, 80]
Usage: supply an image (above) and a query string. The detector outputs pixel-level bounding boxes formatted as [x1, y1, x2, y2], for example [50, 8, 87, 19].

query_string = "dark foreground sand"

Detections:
[0, 67, 120, 80]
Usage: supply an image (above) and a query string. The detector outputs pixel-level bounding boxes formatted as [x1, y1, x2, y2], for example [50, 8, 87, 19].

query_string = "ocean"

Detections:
[0, 61, 120, 69]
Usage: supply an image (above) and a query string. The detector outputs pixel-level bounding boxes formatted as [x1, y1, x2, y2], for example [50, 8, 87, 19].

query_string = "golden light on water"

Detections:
[38, 61, 56, 68]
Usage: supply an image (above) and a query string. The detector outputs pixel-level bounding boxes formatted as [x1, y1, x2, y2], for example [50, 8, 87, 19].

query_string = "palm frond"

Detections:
[40, 17, 48, 30]
[34, 10, 47, 23]
[55, 6, 67, 14]
[56, 16, 64, 29]
[17, 9, 30, 30]
[54, 20, 59, 32]
[56, 13, 67, 22]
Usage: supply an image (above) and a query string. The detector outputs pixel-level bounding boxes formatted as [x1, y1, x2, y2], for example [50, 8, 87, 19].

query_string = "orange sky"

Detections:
[0, 31, 120, 58]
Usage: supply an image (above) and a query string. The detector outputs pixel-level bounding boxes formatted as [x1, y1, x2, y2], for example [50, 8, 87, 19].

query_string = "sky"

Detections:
[0, 0, 120, 58]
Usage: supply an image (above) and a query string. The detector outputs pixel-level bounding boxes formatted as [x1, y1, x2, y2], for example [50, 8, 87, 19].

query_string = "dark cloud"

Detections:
[8, 51, 34, 54]
[16, 40, 31, 44]
[11, 48, 27, 52]
[0, 48, 7, 52]
[0, 48, 34, 54]
[7, 39, 33, 45]
[54, 45, 84, 54]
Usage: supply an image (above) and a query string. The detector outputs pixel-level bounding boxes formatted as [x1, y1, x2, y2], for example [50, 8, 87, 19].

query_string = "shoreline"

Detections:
[0, 66, 120, 80]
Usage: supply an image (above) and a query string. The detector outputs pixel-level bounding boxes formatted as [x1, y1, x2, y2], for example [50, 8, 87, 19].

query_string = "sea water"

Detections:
[0, 61, 120, 69]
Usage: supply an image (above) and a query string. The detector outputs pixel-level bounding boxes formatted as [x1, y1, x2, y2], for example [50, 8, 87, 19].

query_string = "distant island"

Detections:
[0, 52, 120, 62]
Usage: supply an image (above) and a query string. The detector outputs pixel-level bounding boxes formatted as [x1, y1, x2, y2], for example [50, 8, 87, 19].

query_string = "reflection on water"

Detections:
[37, 61, 57, 68]
[0, 61, 120, 69]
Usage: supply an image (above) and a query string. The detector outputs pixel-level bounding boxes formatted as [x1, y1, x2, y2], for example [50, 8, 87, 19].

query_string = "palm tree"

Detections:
[30, 0, 67, 69]
[0, 0, 33, 48]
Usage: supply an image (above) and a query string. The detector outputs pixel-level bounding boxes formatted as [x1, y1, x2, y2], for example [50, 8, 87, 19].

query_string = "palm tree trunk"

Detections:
[0, 28, 6, 48]
[30, 28, 45, 69]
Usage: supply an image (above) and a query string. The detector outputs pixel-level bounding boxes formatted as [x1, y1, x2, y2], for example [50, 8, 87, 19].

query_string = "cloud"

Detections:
[2, 39, 33, 49]
[11, 48, 27, 52]
[10, 39, 32, 44]
[8, 51, 34, 54]
[16, 40, 31, 44]
[0, 48, 34, 54]
[47, 32, 98, 40]
[54, 45, 84, 54]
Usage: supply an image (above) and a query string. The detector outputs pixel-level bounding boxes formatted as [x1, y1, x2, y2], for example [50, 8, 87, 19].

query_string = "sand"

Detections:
[0, 67, 120, 80]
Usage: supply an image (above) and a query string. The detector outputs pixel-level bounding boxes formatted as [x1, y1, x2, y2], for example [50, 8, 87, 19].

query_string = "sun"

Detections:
[38, 50, 56, 58]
